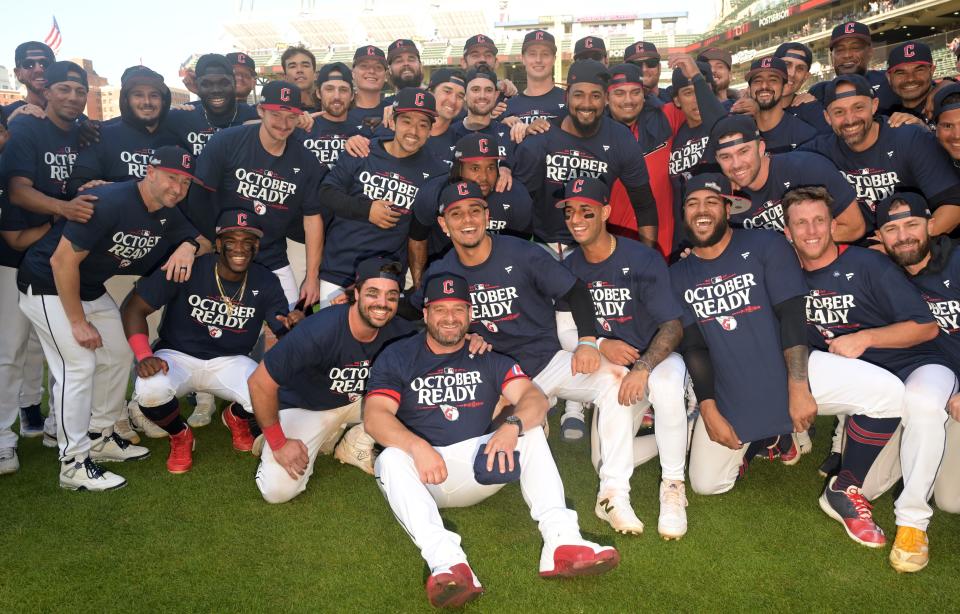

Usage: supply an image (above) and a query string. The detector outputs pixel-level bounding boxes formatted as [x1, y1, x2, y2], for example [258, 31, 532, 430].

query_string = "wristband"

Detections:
[577, 340, 599, 350]
[127, 333, 153, 362]
[263, 422, 287, 451]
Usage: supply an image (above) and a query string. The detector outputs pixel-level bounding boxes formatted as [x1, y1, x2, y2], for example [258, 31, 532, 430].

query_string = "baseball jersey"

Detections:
[760, 112, 818, 154]
[450, 119, 516, 166]
[908, 236, 960, 374]
[803, 244, 948, 378]
[800, 120, 960, 229]
[502, 87, 567, 124]
[809, 70, 898, 115]
[69, 120, 179, 187]
[412, 234, 577, 376]
[263, 304, 414, 411]
[164, 103, 258, 156]
[367, 333, 528, 447]
[17, 181, 196, 300]
[513, 116, 650, 244]
[565, 237, 683, 353]
[731, 151, 857, 233]
[320, 138, 448, 286]
[670, 230, 808, 442]
[299, 116, 361, 169]
[192, 124, 326, 270]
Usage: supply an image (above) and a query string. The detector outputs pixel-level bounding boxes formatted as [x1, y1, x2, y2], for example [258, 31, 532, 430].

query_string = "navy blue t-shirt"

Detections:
[450, 119, 516, 166]
[367, 333, 528, 447]
[347, 100, 388, 137]
[412, 234, 577, 376]
[787, 99, 831, 134]
[164, 103, 258, 156]
[809, 70, 898, 115]
[514, 116, 650, 244]
[503, 87, 566, 124]
[299, 116, 361, 169]
[565, 237, 683, 353]
[803, 245, 947, 378]
[760, 112, 818, 154]
[136, 253, 288, 360]
[670, 230, 808, 442]
[192, 124, 326, 270]
[18, 181, 196, 300]
[373, 123, 460, 168]
[321, 138, 448, 286]
[70, 120, 178, 185]
[731, 151, 857, 233]
[0, 100, 26, 127]
[263, 304, 414, 411]
[909, 239, 960, 375]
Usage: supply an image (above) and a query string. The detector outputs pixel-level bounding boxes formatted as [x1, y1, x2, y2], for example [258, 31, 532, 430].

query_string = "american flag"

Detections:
[44, 17, 62, 55]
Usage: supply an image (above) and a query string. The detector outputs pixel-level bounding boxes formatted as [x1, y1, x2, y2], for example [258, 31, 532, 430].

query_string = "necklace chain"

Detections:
[215, 262, 248, 316]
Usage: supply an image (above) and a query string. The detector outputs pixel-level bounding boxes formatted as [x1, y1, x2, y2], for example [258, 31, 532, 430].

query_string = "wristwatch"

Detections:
[505, 415, 523, 435]
[181, 237, 201, 253]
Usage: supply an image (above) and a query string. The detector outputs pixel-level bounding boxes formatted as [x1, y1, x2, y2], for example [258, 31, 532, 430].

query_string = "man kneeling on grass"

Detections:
[364, 273, 620, 609]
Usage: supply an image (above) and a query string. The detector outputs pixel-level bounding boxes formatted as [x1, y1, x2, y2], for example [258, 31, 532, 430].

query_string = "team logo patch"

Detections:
[716, 315, 738, 331]
[120, 259, 132, 268]
[254, 201, 267, 215]
[208, 326, 223, 338]
[481, 319, 499, 333]
[598, 317, 612, 332]
[440, 404, 460, 421]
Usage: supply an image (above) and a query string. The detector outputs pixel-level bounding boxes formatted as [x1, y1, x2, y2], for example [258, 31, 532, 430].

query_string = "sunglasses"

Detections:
[21, 58, 50, 70]
[633, 58, 660, 69]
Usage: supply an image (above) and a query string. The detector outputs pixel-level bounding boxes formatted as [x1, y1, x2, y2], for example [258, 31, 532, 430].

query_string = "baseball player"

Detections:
[280, 46, 319, 113]
[414, 180, 647, 535]
[450, 66, 520, 166]
[933, 81, 960, 162]
[574, 35, 607, 65]
[458, 34, 519, 110]
[386, 39, 424, 95]
[743, 56, 817, 154]
[624, 41, 670, 102]
[226, 52, 256, 104]
[1, 41, 56, 129]
[347, 46, 389, 135]
[885, 42, 936, 123]
[697, 48, 738, 111]
[560, 177, 689, 539]
[772, 42, 831, 134]
[301, 63, 360, 169]
[366, 272, 620, 608]
[17, 146, 210, 491]
[784, 188, 955, 564]
[501, 30, 567, 126]
[122, 209, 299, 473]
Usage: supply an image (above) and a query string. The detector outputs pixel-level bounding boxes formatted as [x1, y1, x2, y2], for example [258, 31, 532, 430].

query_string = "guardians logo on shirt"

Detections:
[187, 294, 256, 335]
[469, 282, 519, 331]
[303, 134, 348, 168]
[683, 273, 760, 329]
[107, 229, 162, 267]
[669, 137, 708, 177]
[45, 146, 77, 188]
[328, 359, 370, 400]
[235, 168, 298, 213]
[358, 170, 420, 211]
[841, 168, 901, 211]
[587, 280, 633, 330]
[410, 366, 484, 412]
[805, 289, 860, 338]
[545, 148, 609, 182]
[921, 293, 960, 334]
[119, 148, 156, 178]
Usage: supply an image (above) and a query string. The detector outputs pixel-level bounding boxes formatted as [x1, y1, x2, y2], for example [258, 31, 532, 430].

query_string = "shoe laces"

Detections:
[109, 432, 130, 450]
[661, 482, 686, 507]
[896, 527, 927, 550]
[843, 485, 874, 520]
[83, 458, 106, 479]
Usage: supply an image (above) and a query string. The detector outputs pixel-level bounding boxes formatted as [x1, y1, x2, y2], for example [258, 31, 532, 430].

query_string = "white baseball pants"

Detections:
[133, 349, 257, 412]
[0, 265, 44, 449]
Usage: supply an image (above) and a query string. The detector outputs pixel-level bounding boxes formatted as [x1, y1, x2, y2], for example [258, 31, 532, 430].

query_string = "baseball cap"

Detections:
[574, 36, 606, 60]
[671, 61, 714, 91]
[709, 114, 760, 150]
[822, 74, 874, 108]
[522, 29, 556, 53]
[388, 39, 420, 63]
[195, 54, 233, 79]
[423, 273, 471, 305]
[556, 177, 610, 209]
[875, 191, 931, 227]
[745, 56, 788, 84]
[465, 66, 497, 87]
[438, 180, 487, 214]
[887, 41, 933, 71]
[624, 41, 659, 62]
[933, 82, 960, 121]
[14, 41, 54, 67]
[259, 80, 303, 114]
[226, 52, 256, 73]
[428, 68, 466, 90]
[608, 63, 643, 90]
[355, 256, 403, 286]
[392, 87, 437, 121]
[453, 133, 502, 162]
[149, 145, 197, 181]
[464, 34, 498, 56]
[683, 173, 752, 214]
[316, 62, 353, 86]
[774, 42, 813, 67]
[44, 61, 88, 89]
[698, 47, 732, 69]
[353, 45, 387, 67]
[830, 21, 872, 49]
[566, 60, 610, 88]
[120, 65, 165, 90]
[216, 208, 263, 238]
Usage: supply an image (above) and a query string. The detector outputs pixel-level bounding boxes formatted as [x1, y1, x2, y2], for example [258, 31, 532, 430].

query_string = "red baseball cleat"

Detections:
[221, 404, 254, 452]
[425, 563, 483, 609]
[539, 539, 620, 578]
[818, 476, 886, 548]
[167, 427, 195, 474]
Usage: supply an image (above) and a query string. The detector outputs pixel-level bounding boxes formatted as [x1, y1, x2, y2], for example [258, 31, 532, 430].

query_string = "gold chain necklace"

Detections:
[608, 234, 616, 259]
[214, 263, 248, 317]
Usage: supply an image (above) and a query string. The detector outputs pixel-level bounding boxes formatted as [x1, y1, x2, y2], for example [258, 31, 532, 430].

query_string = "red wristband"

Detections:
[127, 333, 153, 362]
[263, 422, 287, 451]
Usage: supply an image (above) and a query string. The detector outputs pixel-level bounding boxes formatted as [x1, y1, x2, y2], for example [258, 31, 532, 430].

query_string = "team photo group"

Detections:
[2, 14, 960, 609]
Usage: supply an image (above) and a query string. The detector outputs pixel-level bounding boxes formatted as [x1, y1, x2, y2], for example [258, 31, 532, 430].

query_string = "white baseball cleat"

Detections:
[334, 424, 377, 475]
[539, 536, 620, 578]
[43, 414, 58, 449]
[187, 393, 217, 428]
[0, 447, 20, 475]
[59, 457, 126, 491]
[595, 493, 644, 535]
[113, 417, 140, 445]
[658, 479, 688, 540]
[88, 429, 151, 463]
[128, 400, 168, 439]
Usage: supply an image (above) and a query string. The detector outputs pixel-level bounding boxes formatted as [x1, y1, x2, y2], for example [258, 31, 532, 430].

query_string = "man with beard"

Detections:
[514, 60, 657, 256]
[248, 258, 415, 501]
[227, 52, 257, 104]
[932, 82, 960, 163]
[624, 41, 670, 102]
[885, 42, 936, 124]
[744, 57, 817, 154]
[366, 273, 619, 609]
[450, 66, 520, 165]
[773, 43, 831, 134]
[281, 46, 319, 113]
[808, 21, 898, 115]
[386, 39, 424, 98]
[785, 188, 954, 566]
[301, 63, 360, 169]
[165, 54, 258, 157]
[874, 192, 960, 571]
[801, 75, 960, 235]
[122, 210, 300, 473]
[459, 34, 518, 109]
[697, 48, 737, 111]
[1, 42, 55, 128]
[711, 114, 864, 239]
[348, 46, 389, 134]
[502, 30, 566, 126]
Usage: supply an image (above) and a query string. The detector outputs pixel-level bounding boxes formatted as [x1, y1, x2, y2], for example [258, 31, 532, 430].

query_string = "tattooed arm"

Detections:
[775, 296, 816, 432]
[618, 319, 683, 406]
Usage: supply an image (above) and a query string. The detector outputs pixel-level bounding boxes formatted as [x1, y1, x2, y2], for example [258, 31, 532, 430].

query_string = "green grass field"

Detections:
[2, 409, 958, 613]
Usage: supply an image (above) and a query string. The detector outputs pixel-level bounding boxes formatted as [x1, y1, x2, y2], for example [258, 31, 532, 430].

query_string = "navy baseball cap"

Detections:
[822, 74, 874, 108]
[556, 177, 610, 209]
[683, 173, 752, 214]
[149, 145, 197, 181]
[428, 68, 466, 90]
[567, 60, 610, 88]
[933, 82, 960, 121]
[887, 41, 933, 71]
[388, 39, 420, 62]
[608, 63, 643, 90]
[392, 87, 437, 121]
[216, 208, 263, 238]
[710, 114, 760, 150]
[195, 54, 233, 78]
[355, 256, 403, 286]
[439, 180, 487, 214]
[745, 56, 788, 83]
[453, 133, 502, 162]
[226, 52, 256, 73]
[522, 29, 556, 53]
[260, 80, 303, 114]
[831, 21, 871, 49]
[574, 36, 606, 59]
[464, 34, 498, 56]
[624, 41, 659, 62]
[672, 61, 714, 91]
[775, 42, 813, 67]
[353, 45, 387, 67]
[698, 47, 732, 69]
[45, 61, 88, 89]
[424, 273, 471, 305]
[317, 62, 352, 86]
[465, 66, 497, 86]
[14, 41, 54, 66]
[876, 192, 931, 227]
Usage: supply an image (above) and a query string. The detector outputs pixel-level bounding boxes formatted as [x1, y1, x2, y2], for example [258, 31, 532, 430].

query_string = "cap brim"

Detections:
[887, 60, 932, 72]
[216, 225, 264, 238]
[153, 166, 200, 183]
[746, 68, 787, 83]
[522, 41, 557, 53]
[260, 103, 303, 114]
[455, 154, 504, 162]
[425, 296, 471, 305]
[395, 107, 437, 120]
[439, 197, 487, 214]
[608, 81, 643, 91]
[626, 53, 660, 62]
[830, 33, 872, 48]
[557, 196, 608, 209]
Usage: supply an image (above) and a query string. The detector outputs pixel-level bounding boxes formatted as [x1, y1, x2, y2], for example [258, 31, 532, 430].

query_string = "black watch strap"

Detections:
[505, 415, 523, 435]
